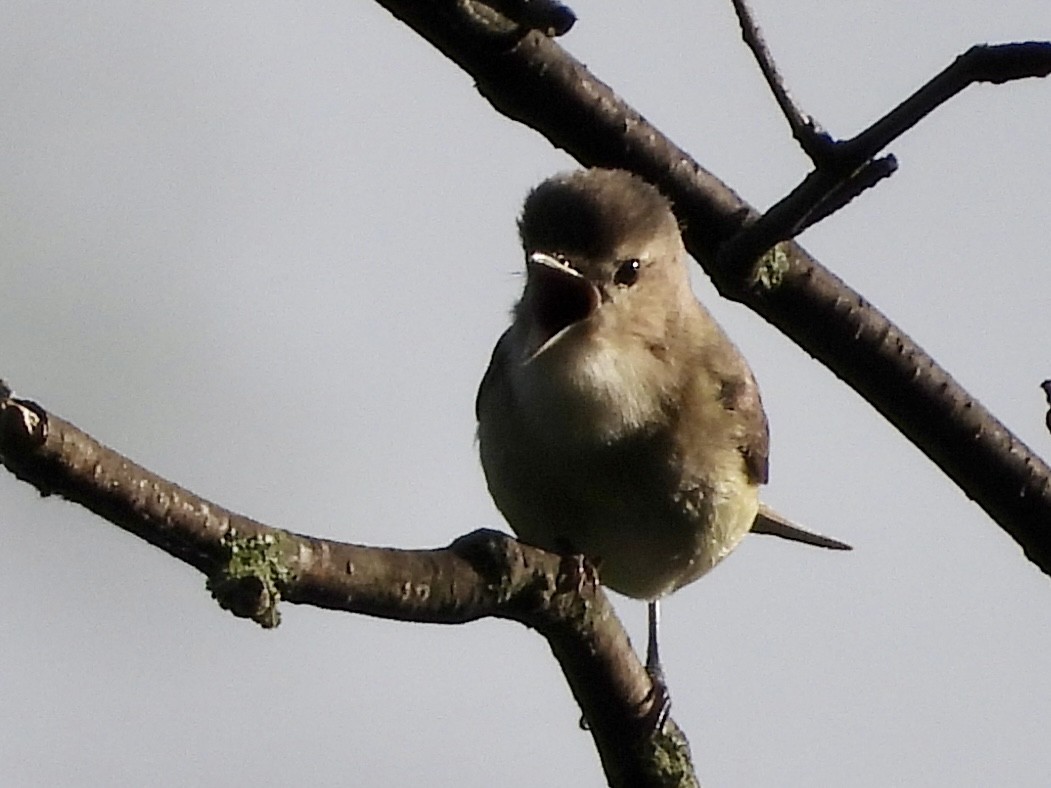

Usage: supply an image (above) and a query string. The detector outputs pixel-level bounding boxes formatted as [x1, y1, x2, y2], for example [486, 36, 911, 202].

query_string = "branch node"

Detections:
[449, 528, 527, 596]
[207, 530, 295, 628]
[508, 0, 576, 37]
[457, 0, 575, 43]
[0, 398, 49, 456]
[0, 397, 54, 496]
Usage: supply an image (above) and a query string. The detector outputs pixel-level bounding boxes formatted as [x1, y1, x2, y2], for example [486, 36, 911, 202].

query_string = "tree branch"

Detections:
[722, 38, 1051, 269]
[368, 0, 1051, 576]
[0, 388, 696, 787]
[730, 0, 832, 161]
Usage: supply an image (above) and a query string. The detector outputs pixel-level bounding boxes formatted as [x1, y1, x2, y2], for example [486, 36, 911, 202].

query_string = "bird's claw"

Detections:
[640, 662, 672, 734]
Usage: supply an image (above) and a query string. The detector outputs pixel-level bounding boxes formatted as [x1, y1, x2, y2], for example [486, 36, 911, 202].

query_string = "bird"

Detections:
[475, 168, 848, 710]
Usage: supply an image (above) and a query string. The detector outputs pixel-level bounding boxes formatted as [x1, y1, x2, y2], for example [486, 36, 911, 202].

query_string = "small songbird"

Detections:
[476, 168, 848, 688]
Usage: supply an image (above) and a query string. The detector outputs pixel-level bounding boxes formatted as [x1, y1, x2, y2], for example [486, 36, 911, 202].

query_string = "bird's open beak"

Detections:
[525, 252, 600, 357]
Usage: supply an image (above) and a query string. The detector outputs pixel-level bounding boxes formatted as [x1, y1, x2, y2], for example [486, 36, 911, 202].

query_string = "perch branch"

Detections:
[0, 388, 695, 788]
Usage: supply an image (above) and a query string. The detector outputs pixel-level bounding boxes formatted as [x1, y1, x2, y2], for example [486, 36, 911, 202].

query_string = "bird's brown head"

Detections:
[514, 168, 689, 360]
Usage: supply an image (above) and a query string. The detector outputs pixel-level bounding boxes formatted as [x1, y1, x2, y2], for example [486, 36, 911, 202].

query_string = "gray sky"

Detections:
[2, 2, 1050, 785]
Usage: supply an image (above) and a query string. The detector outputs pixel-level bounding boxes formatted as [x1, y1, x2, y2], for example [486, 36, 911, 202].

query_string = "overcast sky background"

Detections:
[2, 2, 1050, 786]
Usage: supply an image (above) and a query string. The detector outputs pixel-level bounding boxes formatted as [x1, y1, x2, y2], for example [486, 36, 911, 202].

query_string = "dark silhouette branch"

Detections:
[0, 388, 695, 787]
[722, 34, 1051, 270]
[730, 0, 832, 161]
[368, 0, 1051, 577]
[793, 155, 897, 233]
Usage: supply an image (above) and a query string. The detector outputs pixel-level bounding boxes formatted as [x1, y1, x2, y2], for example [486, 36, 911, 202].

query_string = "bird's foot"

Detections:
[640, 662, 672, 734]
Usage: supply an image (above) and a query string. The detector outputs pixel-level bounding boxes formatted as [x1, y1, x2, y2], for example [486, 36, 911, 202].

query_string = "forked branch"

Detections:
[727, 0, 1051, 265]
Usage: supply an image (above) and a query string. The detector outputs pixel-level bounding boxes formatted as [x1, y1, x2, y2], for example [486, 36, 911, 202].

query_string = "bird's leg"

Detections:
[645, 599, 662, 676]
[643, 599, 671, 731]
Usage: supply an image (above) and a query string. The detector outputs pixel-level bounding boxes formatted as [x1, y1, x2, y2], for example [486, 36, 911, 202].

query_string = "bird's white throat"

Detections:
[513, 324, 668, 445]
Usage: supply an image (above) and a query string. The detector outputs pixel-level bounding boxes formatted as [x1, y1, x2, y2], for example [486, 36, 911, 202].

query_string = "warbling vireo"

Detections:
[476, 168, 848, 694]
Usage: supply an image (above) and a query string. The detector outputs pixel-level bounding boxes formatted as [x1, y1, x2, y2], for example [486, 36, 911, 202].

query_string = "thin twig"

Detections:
[730, 0, 832, 162]
[730, 0, 1051, 252]
[722, 40, 1051, 272]
[793, 154, 898, 235]
[847, 43, 1051, 165]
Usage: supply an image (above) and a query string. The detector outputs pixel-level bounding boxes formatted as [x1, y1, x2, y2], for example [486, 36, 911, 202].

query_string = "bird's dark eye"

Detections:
[613, 258, 641, 286]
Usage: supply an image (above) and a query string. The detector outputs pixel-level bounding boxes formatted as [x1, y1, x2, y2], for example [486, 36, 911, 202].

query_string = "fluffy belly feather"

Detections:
[480, 430, 759, 600]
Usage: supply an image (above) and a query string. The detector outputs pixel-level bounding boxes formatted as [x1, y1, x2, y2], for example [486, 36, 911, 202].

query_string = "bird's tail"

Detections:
[752, 503, 852, 550]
